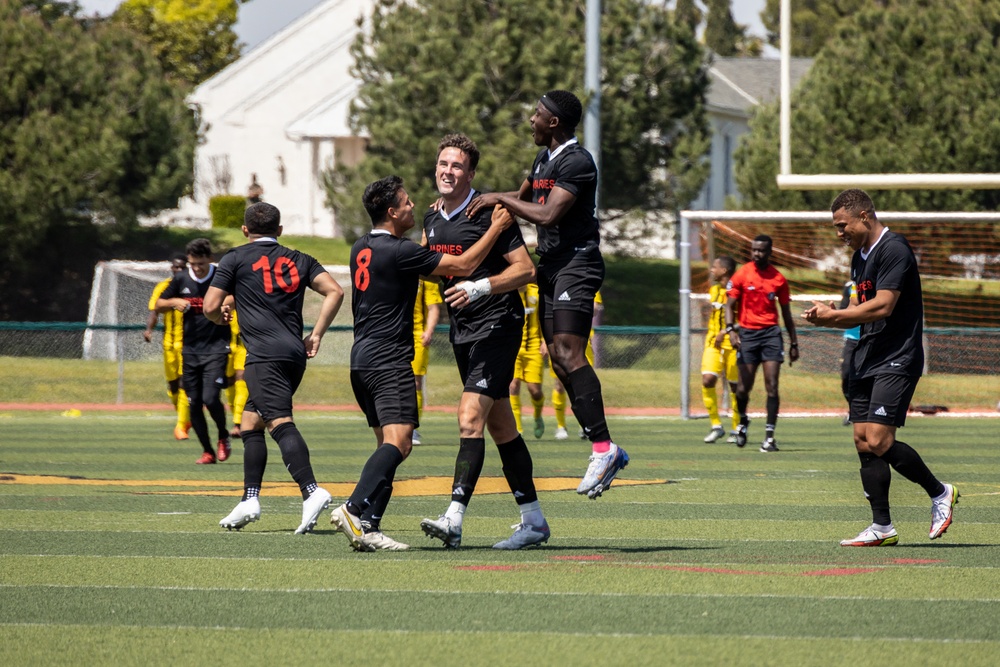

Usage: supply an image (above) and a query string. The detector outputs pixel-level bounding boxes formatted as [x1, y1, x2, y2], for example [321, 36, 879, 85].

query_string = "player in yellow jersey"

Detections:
[226, 309, 249, 440]
[411, 278, 443, 445]
[551, 290, 601, 440]
[510, 282, 546, 438]
[143, 255, 190, 440]
[701, 255, 741, 443]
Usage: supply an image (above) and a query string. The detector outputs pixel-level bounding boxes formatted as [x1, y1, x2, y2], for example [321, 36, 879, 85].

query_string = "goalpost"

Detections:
[677, 210, 1000, 419]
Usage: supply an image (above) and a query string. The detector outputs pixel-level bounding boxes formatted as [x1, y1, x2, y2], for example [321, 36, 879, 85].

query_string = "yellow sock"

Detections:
[531, 392, 545, 419]
[552, 389, 566, 429]
[176, 389, 190, 428]
[702, 385, 721, 428]
[731, 394, 742, 432]
[416, 388, 424, 422]
[226, 382, 236, 414]
[232, 379, 248, 428]
[511, 391, 523, 433]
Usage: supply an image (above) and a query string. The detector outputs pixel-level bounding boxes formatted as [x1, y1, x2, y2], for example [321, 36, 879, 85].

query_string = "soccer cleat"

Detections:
[493, 520, 551, 550]
[759, 437, 779, 453]
[533, 416, 545, 439]
[359, 530, 409, 551]
[554, 427, 569, 441]
[294, 488, 332, 535]
[411, 430, 422, 446]
[329, 502, 365, 546]
[726, 432, 738, 444]
[196, 451, 217, 465]
[220, 497, 260, 531]
[840, 524, 899, 547]
[735, 419, 749, 448]
[929, 483, 959, 539]
[842, 415, 852, 426]
[174, 424, 190, 441]
[704, 426, 726, 443]
[216, 438, 231, 462]
[577, 443, 630, 499]
[579, 428, 587, 440]
[420, 515, 462, 548]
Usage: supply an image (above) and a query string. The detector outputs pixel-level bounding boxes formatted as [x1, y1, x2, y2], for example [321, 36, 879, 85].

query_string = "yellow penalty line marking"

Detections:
[0, 473, 664, 498]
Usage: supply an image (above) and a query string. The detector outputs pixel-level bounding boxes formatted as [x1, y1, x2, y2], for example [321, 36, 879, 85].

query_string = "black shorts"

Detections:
[537, 244, 605, 335]
[849, 373, 919, 428]
[243, 360, 305, 422]
[351, 367, 419, 428]
[452, 334, 521, 400]
[181, 353, 229, 399]
[737, 326, 785, 366]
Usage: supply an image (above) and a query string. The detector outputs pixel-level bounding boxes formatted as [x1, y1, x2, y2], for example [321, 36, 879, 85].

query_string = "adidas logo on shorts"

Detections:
[875, 406, 887, 417]
[558, 291, 571, 302]
[476, 378, 488, 389]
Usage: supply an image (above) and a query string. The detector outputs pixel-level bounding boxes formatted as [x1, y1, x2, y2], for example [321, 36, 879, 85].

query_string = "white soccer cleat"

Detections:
[704, 426, 726, 443]
[493, 520, 550, 550]
[554, 427, 569, 441]
[294, 488, 332, 535]
[840, 524, 899, 547]
[420, 515, 462, 548]
[412, 430, 422, 446]
[329, 503, 366, 548]
[359, 530, 409, 551]
[220, 497, 260, 531]
[577, 443, 630, 499]
[930, 483, 959, 539]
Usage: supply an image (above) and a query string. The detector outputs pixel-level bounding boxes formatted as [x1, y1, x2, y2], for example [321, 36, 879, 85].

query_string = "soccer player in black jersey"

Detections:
[467, 90, 629, 499]
[156, 239, 232, 465]
[328, 175, 516, 551]
[803, 189, 958, 546]
[417, 134, 549, 550]
[203, 202, 346, 534]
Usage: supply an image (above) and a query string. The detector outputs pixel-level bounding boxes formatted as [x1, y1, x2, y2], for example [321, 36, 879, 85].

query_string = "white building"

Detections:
[167, 0, 371, 236]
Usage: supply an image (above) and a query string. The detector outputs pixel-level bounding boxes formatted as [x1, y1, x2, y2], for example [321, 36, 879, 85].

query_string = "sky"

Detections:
[77, 0, 772, 54]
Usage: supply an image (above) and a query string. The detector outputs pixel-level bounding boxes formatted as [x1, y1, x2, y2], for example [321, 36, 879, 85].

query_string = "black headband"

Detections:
[540, 94, 567, 122]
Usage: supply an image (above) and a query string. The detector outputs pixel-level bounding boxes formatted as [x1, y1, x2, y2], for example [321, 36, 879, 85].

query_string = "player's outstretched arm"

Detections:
[433, 205, 514, 278]
[445, 244, 535, 310]
[780, 302, 799, 365]
[143, 309, 159, 342]
[304, 272, 345, 358]
[466, 180, 530, 217]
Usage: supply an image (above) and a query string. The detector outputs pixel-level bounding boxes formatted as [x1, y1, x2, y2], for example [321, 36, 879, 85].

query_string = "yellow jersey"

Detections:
[149, 278, 183, 349]
[413, 279, 443, 338]
[519, 283, 543, 353]
[229, 309, 242, 349]
[705, 283, 733, 350]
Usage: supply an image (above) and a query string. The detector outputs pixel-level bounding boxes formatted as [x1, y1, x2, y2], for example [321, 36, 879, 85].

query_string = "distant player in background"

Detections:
[156, 239, 232, 464]
[225, 309, 249, 440]
[839, 280, 861, 426]
[144, 254, 190, 441]
[551, 291, 601, 441]
[701, 256, 741, 443]
[411, 278, 443, 445]
[803, 188, 957, 547]
[510, 282, 546, 439]
[206, 202, 345, 534]
[725, 235, 799, 453]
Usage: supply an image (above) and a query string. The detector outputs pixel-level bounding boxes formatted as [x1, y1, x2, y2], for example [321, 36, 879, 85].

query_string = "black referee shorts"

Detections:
[537, 244, 605, 335]
[452, 334, 521, 400]
[243, 360, 305, 422]
[849, 373, 919, 428]
[351, 367, 419, 428]
[737, 325, 785, 366]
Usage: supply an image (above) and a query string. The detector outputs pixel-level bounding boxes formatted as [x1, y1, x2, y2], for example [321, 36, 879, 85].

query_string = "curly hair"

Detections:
[831, 189, 876, 216]
[437, 133, 480, 171]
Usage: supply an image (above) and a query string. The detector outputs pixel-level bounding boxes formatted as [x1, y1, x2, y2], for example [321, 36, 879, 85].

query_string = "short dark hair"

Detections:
[185, 238, 213, 258]
[363, 175, 404, 225]
[438, 133, 480, 171]
[540, 90, 583, 132]
[244, 202, 281, 235]
[715, 254, 736, 275]
[753, 234, 773, 250]
[170, 253, 187, 264]
[831, 188, 876, 217]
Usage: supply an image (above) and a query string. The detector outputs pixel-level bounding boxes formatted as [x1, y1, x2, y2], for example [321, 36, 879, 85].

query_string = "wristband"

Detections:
[790, 343, 798, 347]
[725, 325, 735, 333]
[457, 277, 492, 303]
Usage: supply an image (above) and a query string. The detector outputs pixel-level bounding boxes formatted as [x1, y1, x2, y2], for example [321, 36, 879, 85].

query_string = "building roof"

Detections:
[707, 57, 813, 116]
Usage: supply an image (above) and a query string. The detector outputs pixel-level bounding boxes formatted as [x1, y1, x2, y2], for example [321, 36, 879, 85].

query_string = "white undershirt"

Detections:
[548, 137, 579, 161]
[860, 227, 890, 261]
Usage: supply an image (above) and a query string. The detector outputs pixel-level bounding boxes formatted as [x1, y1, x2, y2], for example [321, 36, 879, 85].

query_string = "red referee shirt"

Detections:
[726, 262, 790, 330]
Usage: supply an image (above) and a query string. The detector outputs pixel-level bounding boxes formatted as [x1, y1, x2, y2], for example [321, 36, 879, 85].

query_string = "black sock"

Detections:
[362, 466, 397, 532]
[241, 428, 267, 496]
[205, 394, 228, 441]
[270, 422, 316, 500]
[497, 435, 538, 505]
[565, 365, 611, 442]
[189, 405, 213, 453]
[766, 395, 779, 431]
[451, 437, 486, 506]
[348, 444, 404, 516]
[736, 394, 749, 423]
[880, 441, 945, 498]
[859, 452, 892, 526]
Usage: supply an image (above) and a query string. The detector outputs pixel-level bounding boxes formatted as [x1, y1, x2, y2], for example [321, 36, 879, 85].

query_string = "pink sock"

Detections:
[592, 440, 612, 454]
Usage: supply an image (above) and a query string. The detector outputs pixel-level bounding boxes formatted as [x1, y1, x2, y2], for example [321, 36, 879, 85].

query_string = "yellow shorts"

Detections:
[163, 344, 183, 383]
[514, 348, 544, 384]
[548, 338, 595, 378]
[411, 341, 429, 377]
[701, 345, 738, 383]
[227, 344, 246, 376]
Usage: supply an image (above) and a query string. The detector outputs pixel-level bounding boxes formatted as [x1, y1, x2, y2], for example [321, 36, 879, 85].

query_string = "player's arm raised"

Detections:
[489, 181, 574, 229]
[432, 204, 514, 278]
[304, 273, 345, 358]
[466, 179, 531, 217]
[446, 244, 535, 309]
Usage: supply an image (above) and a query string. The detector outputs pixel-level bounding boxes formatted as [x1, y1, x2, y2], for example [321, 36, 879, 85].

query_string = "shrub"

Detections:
[209, 195, 246, 229]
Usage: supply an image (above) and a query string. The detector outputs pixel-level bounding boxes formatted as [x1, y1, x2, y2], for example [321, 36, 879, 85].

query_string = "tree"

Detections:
[734, 0, 1000, 213]
[0, 0, 197, 319]
[325, 0, 710, 242]
[704, 0, 761, 57]
[760, 0, 887, 58]
[112, 0, 243, 88]
[674, 0, 702, 32]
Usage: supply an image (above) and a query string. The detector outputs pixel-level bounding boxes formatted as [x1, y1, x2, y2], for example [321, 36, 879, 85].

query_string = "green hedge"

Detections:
[209, 195, 246, 229]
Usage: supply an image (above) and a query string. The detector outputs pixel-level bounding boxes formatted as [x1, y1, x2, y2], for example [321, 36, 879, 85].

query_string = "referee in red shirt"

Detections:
[724, 235, 799, 452]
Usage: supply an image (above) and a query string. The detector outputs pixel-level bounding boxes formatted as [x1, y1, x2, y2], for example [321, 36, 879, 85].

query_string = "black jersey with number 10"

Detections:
[350, 230, 442, 370]
[212, 240, 326, 367]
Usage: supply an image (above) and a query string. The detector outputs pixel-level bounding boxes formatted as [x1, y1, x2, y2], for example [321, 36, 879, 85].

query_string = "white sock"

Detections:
[873, 523, 894, 533]
[519, 500, 544, 527]
[446, 501, 466, 526]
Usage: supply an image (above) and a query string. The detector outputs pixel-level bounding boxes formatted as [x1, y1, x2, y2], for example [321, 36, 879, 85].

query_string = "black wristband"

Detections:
[790, 342, 798, 347]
